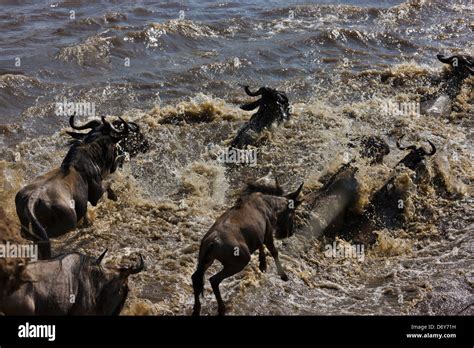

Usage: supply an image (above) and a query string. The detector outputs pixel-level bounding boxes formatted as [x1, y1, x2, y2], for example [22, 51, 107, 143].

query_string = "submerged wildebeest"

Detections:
[345, 136, 437, 243]
[0, 250, 144, 315]
[15, 117, 149, 259]
[230, 86, 290, 149]
[437, 54, 474, 81]
[304, 163, 360, 240]
[191, 178, 303, 316]
[421, 54, 473, 116]
[396, 135, 436, 170]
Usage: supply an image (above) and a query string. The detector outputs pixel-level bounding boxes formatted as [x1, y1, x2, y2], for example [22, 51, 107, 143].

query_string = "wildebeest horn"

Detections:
[118, 117, 130, 133]
[102, 116, 123, 134]
[287, 182, 304, 201]
[96, 249, 108, 265]
[66, 131, 87, 140]
[129, 254, 144, 274]
[69, 114, 101, 130]
[396, 136, 416, 151]
[436, 54, 453, 64]
[424, 140, 436, 156]
[244, 86, 263, 97]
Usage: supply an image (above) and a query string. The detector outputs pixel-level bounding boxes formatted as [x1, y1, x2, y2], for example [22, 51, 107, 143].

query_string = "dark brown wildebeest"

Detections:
[230, 86, 290, 149]
[396, 135, 436, 170]
[0, 250, 144, 315]
[191, 178, 303, 316]
[67, 114, 149, 159]
[437, 54, 474, 80]
[15, 117, 149, 259]
[430, 54, 474, 104]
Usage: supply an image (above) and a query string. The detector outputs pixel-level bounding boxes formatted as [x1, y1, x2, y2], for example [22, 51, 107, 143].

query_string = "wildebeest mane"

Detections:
[235, 181, 284, 207]
[60, 136, 115, 174]
[60, 140, 82, 171]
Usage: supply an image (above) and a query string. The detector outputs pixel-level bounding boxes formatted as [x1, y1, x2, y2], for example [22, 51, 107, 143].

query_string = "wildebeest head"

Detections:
[437, 54, 474, 79]
[91, 250, 145, 315]
[396, 135, 436, 170]
[68, 115, 149, 159]
[241, 85, 290, 126]
[274, 179, 304, 239]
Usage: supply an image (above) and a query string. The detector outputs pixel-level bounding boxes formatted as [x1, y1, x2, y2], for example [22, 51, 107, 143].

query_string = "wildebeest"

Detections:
[305, 164, 360, 239]
[67, 114, 150, 159]
[396, 135, 436, 170]
[15, 117, 149, 259]
[437, 54, 474, 80]
[230, 86, 290, 149]
[421, 54, 474, 115]
[0, 250, 144, 315]
[191, 178, 303, 316]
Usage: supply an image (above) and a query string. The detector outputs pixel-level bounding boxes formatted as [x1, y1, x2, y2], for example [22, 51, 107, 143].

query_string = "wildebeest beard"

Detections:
[230, 86, 290, 149]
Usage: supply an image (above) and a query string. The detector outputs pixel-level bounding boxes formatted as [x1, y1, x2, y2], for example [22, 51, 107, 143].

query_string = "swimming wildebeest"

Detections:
[0, 250, 144, 315]
[230, 85, 290, 149]
[67, 114, 149, 157]
[191, 178, 303, 316]
[437, 54, 474, 80]
[304, 164, 360, 239]
[15, 117, 149, 259]
[396, 135, 436, 170]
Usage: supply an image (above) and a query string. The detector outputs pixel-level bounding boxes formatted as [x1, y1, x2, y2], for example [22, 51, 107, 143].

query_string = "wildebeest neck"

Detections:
[61, 136, 116, 180]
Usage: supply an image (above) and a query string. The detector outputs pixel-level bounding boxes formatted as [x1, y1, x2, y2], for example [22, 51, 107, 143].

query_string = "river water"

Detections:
[0, 0, 472, 315]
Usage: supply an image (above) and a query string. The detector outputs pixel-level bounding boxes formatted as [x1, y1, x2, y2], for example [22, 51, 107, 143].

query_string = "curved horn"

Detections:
[96, 249, 108, 265]
[437, 54, 454, 64]
[424, 140, 436, 156]
[396, 136, 416, 151]
[102, 116, 123, 134]
[66, 131, 87, 140]
[118, 117, 129, 133]
[287, 182, 304, 201]
[129, 254, 144, 274]
[69, 114, 101, 130]
[244, 86, 263, 97]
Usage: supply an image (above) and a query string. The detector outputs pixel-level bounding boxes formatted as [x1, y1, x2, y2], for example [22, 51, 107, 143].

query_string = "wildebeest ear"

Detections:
[95, 249, 108, 265]
[66, 131, 86, 140]
[437, 54, 454, 64]
[240, 100, 261, 111]
[286, 182, 304, 201]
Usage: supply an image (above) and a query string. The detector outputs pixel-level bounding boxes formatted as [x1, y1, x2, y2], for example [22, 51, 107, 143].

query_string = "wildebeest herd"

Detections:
[0, 53, 472, 315]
